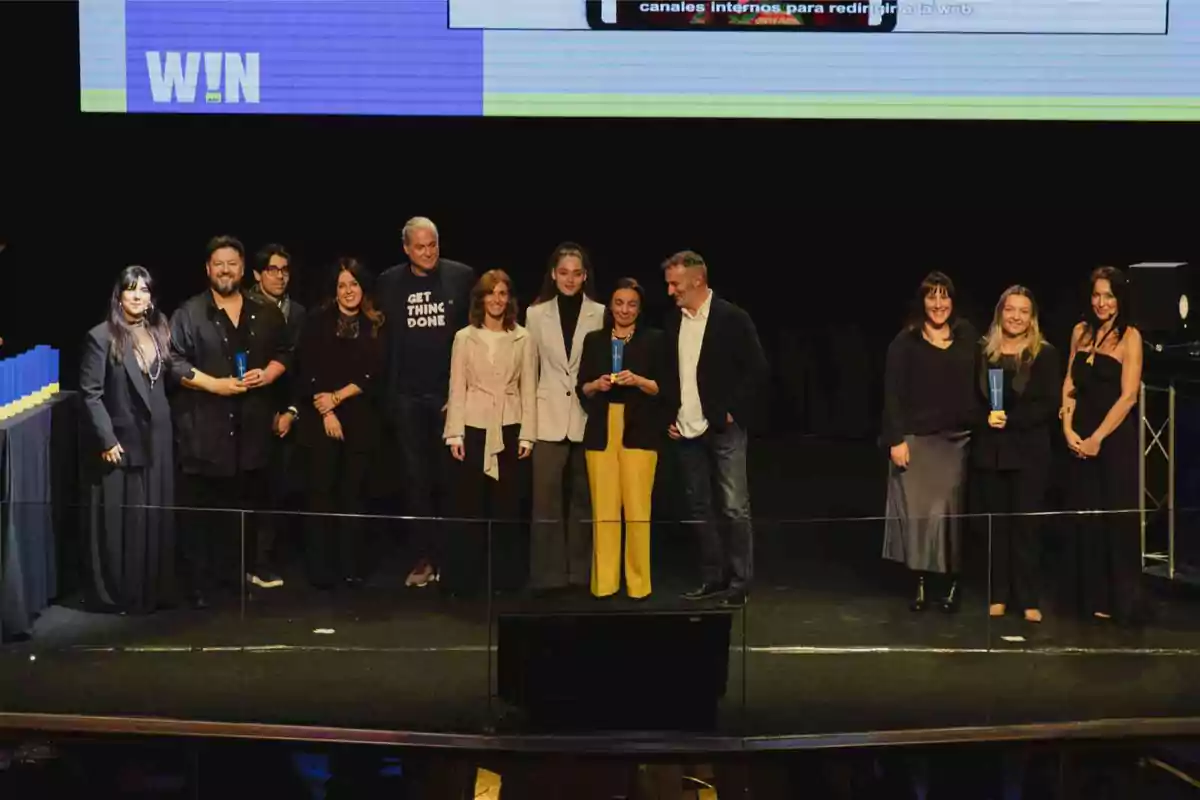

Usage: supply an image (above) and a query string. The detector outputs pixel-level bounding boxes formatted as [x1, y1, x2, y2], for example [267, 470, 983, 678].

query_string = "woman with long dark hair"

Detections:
[525, 243, 605, 594]
[881, 271, 979, 613]
[974, 286, 1061, 624]
[79, 266, 187, 613]
[289, 258, 385, 589]
[1061, 266, 1143, 623]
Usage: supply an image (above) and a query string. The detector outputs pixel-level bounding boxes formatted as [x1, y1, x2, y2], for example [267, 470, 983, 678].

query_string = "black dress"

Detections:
[1066, 351, 1141, 621]
[79, 322, 182, 613]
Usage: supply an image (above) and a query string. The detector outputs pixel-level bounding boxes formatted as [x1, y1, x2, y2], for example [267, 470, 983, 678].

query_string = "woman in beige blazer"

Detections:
[524, 243, 606, 594]
[442, 269, 537, 594]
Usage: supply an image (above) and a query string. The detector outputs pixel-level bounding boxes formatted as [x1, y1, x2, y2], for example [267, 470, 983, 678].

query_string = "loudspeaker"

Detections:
[1128, 262, 1192, 341]
[496, 610, 733, 732]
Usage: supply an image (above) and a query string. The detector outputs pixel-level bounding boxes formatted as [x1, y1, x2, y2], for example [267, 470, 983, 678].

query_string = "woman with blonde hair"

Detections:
[973, 285, 1061, 623]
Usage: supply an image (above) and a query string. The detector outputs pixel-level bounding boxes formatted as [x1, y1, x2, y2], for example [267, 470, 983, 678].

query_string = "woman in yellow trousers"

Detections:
[577, 279, 669, 599]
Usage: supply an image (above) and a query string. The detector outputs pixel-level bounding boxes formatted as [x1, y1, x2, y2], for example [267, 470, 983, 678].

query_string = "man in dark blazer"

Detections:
[375, 217, 475, 588]
[662, 250, 768, 604]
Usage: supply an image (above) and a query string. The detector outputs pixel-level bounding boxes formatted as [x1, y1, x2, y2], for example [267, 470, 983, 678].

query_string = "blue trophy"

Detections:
[611, 337, 625, 378]
[988, 368, 1004, 412]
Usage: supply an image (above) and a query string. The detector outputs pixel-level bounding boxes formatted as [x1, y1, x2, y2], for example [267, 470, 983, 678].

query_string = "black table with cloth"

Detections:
[0, 392, 80, 641]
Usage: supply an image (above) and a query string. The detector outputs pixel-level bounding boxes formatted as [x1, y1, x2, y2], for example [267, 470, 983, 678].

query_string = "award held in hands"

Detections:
[235, 351, 249, 379]
[611, 337, 625, 378]
[988, 368, 1004, 412]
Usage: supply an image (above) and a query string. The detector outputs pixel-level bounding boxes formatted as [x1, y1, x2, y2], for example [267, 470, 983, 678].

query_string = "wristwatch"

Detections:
[286, 405, 299, 419]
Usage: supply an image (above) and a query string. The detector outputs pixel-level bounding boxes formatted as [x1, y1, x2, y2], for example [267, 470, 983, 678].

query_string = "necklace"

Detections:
[132, 320, 163, 388]
[1086, 323, 1114, 366]
[612, 326, 635, 343]
[146, 335, 163, 388]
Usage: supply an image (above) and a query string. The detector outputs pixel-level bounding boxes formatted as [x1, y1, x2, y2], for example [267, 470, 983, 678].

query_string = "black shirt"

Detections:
[557, 291, 583, 360]
[168, 290, 292, 476]
[291, 307, 384, 452]
[376, 259, 474, 400]
[880, 319, 979, 448]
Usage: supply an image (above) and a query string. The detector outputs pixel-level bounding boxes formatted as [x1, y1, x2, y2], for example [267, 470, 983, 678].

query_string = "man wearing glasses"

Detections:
[247, 243, 307, 590]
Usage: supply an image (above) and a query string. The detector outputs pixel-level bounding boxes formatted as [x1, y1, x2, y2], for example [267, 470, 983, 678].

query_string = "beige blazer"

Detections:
[525, 296, 606, 442]
[444, 323, 537, 480]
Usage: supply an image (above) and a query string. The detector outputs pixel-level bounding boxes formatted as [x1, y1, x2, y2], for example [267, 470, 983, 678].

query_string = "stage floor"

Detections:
[5, 435, 1200, 743]
[5, 567, 1200, 741]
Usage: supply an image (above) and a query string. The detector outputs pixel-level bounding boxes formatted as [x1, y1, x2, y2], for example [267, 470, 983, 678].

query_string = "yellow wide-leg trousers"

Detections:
[585, 403, 657, 599]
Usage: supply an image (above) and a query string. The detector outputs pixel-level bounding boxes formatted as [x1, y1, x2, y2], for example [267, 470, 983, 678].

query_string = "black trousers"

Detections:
[303, 438, 370, 587]
[442, 425, 527, 595]
[254, 434, 302, 570]
[178, 470, 268, 593]
[979, 465, 1047, 609]
[392, 393, 454, 566]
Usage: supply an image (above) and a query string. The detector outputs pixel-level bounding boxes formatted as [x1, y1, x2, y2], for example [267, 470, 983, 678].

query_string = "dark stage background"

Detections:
[2, 3, 1198, 445]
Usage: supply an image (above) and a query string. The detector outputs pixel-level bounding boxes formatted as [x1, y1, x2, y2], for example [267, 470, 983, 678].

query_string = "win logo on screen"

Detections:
[145, 52, 260, 104]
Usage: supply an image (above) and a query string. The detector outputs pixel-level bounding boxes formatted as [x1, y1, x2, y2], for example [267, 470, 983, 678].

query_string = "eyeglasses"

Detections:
[263, 266, 290, 276]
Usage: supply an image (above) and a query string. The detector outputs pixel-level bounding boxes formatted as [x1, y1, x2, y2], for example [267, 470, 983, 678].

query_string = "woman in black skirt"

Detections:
[881, 271, 979, 613]
[1061, 266, 1143, 624]
[79, 266, 188, 613]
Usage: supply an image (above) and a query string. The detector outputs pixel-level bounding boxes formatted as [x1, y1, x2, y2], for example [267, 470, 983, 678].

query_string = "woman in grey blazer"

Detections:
[524, 243, 606, 593]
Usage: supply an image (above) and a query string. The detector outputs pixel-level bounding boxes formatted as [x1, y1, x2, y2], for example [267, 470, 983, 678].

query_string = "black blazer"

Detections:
[577, 327, 669, 452]
[291, 308, 385, 452]
[972, 341, 1062, 471]
[79, 321, 186, 468]
[663, 293, 769, 434]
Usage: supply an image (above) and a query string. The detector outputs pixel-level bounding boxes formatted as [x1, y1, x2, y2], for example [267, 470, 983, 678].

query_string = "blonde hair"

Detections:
[983, 285, 1046, 363]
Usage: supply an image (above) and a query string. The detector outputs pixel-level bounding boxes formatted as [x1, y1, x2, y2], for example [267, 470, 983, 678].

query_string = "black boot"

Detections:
[910, 575, 927, 612]
[939, 577, 960, 614]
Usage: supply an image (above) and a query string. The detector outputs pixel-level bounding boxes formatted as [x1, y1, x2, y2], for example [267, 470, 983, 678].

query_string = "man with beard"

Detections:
[169, 235, 292, 608]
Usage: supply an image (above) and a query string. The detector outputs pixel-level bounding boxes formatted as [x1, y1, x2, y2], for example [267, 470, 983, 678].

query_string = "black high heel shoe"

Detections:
[939, 579, 960, 614]
[910, 575, 927, 612]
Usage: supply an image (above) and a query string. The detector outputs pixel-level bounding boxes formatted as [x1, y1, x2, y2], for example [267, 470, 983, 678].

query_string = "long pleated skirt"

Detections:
[882, 431, 969, 574]
[86, 460, 176, 613]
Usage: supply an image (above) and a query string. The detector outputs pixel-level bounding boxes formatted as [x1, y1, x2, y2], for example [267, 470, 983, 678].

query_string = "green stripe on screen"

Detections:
[484, 94, 1200, 121]
[81, 89, 127, 113]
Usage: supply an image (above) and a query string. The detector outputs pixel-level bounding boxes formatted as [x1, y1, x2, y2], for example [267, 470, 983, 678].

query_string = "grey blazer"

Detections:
[525, 296, 606, 442]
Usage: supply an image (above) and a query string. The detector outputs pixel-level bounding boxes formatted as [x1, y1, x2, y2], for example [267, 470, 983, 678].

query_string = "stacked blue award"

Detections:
[0, 345, 60, 421]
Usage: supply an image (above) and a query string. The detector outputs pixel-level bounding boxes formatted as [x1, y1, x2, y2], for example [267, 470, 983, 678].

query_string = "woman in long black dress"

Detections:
[1061, 266, 1143, 624]
[287, 258, 385, 589]
[881, 271, 978, 613]
[79, 266, 187, 613]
